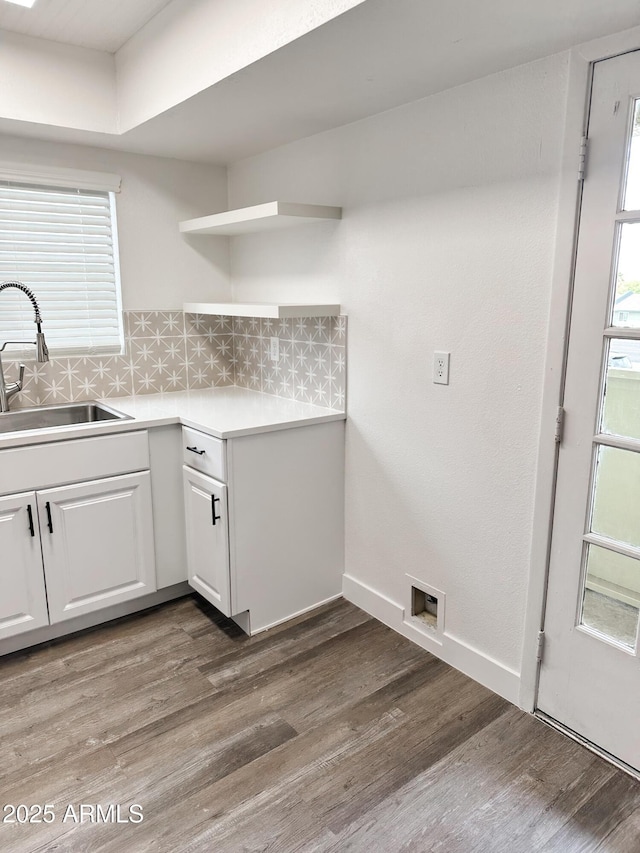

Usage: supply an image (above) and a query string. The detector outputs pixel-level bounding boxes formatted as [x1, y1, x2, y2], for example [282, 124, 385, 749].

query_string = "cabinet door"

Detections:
[38, 472, 156, 623]
[0, 492, 49, 639]
[183, 465, 231, 616]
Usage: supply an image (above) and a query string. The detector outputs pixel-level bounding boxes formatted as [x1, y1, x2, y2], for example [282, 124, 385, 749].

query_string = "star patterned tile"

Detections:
[231, 315, 346, 409]
[9, 310, 346, 412]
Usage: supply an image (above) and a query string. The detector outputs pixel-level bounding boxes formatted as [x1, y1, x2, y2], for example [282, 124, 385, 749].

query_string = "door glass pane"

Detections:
[613, 223, 640, 327]
[581, 544, 640, 648]
[601, 338, 640, 439]
[623, 99, 640, 210]
[591, 445, 640, 547]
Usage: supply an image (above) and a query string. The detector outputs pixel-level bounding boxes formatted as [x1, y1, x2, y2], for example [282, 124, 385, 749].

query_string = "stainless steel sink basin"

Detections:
[0, 401, 131, 434]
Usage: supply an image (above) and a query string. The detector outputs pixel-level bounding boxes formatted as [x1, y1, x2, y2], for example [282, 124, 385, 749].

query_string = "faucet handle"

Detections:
[17, 363, 25, 389]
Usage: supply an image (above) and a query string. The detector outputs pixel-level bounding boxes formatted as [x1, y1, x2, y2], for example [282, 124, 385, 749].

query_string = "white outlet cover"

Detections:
[433, 351, 450, 385]
[270, 336, 280, 361]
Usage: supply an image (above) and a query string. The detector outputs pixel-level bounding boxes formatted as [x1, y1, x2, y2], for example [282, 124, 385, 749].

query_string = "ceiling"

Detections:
[2, 0, 640, 164]
[0, 0, 173, 52]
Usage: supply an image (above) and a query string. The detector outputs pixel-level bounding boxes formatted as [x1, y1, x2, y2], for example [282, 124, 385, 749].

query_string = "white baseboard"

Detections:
[342, 574, 521, 705]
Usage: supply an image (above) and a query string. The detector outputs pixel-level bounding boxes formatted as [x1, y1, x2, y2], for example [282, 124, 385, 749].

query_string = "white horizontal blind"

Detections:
[0, 181, 123, 356]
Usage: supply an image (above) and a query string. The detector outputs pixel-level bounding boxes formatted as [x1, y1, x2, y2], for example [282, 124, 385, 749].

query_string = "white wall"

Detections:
[0, 31, 116, 132]
[0, 1, 365, 135]
[116, 0, 366, 130]
[0, 134, 230, 310]
[228, 53, 571, 694]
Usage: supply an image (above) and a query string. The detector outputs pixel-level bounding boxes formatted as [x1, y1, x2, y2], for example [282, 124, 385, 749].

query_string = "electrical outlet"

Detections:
[270, 336, 280, 362]
[433, 351, 450, 385]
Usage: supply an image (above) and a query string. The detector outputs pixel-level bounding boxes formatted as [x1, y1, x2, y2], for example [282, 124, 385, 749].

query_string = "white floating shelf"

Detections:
[179, 201, 342, 236]
[184, 302, 341, 319]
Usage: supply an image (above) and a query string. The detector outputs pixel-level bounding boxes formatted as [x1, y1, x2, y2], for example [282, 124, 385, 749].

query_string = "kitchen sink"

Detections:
[0, 402, 132, 434]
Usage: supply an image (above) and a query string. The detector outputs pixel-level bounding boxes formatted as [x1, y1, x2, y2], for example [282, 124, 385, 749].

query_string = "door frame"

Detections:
[521, 25, 640, 711]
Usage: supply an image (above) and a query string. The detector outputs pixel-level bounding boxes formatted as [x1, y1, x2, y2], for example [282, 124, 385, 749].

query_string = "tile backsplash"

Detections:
[10, 311, 346, 411]
[229, 313, 345, 409]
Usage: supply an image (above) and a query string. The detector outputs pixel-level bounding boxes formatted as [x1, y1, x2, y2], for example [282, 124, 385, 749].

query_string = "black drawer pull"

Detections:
[45, 501, 53, 534]
[211, 495, 221, 526]
[187, 446, 206, 455]
[27, 504, 35, 537]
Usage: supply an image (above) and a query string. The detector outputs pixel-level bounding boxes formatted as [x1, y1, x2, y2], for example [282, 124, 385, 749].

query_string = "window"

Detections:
[0, 164, 123, 356]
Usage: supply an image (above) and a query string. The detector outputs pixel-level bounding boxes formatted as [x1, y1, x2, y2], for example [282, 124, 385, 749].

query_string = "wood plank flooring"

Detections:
[0, 595, 638, 852]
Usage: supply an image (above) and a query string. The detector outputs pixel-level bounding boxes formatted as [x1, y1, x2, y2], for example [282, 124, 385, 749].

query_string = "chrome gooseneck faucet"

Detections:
[0, 281, 49, 412]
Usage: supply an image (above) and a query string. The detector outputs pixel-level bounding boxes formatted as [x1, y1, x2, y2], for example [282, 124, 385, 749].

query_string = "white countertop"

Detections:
[0, 387, 346, 449]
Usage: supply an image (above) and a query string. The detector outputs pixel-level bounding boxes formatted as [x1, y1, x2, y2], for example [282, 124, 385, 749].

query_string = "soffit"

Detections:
[0, 0, 173, 52]
[1, 0, 640, 163]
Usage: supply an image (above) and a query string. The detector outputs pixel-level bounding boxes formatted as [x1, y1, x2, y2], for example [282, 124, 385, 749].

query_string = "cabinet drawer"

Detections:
[182, 426, 226, 481]
[0, 431, 149, 495]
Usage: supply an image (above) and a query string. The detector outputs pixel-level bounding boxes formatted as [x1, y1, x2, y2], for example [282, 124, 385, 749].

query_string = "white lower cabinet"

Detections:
[38, 472, 156, 623]
[0, 492, 48, 640]
[2, 416, 345, 648]
[182, 421, 345, 634]
[0, 431, 157, 642]
[183, 466, 231, 616]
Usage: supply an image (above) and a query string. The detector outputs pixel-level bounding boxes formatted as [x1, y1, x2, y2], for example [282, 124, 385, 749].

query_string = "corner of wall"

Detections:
[342, 573, 521, 706]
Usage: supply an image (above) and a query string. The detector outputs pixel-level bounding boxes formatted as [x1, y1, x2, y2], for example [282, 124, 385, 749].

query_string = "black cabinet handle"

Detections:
[211, 495, 221, 526]
[45, 502, 53, 534]
[187, 446, 206, 455]
[27, 504, 35, 537]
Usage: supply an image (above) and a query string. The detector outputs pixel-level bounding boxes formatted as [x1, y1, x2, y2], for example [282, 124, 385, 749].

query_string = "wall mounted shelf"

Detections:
[183, 302, 341, 319]
[179, 201, 342, 236]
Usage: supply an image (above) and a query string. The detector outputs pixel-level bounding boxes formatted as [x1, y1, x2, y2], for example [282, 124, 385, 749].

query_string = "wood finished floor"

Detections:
[1, 596, 639, 853]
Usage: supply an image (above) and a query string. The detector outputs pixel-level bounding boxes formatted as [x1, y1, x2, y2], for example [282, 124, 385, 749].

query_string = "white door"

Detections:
[183, 465, 231, 616]
[0, 491, 48, 638]
[538, 51, 640, 772]
[38, 472, 156, 623]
